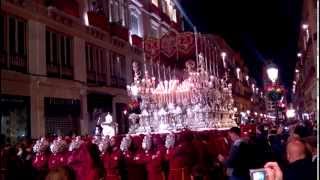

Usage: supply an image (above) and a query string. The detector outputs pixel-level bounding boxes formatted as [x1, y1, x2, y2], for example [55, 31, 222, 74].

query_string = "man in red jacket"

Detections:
[102, 136, 122, 180]
[135, 134, 165, 180]
[166, 131, 196, 180]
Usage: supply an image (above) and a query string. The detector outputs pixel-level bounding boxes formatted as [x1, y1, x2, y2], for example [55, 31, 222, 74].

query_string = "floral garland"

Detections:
[165, 133, 175, 149]
[92, 135, 102, 145]
[98, 136, 110, 154]
[33, 137, 49, 154]
[50, 136, 68, 154]
[68, 136, 84, 152]
[142, 134, 152, 151]
[120, 135, 132, 152]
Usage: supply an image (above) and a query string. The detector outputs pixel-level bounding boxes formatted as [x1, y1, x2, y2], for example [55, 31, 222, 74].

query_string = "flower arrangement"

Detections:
[33, 137, 49, 154]
[50, 136, 67, 154]
[142, 134, 152, 151]
[165, 133, 175, 149]
[68, 136, 84, 151]
[120, 135, 132, 152]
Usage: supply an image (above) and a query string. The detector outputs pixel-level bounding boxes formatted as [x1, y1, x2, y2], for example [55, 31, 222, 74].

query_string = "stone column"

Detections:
[28, 20, 46, 138]
[106, 50, 111, 85]
[30, 83, 45, 138]
[73, 37, 88, 135]
[80, 89, 89, 134]
[73, 37, 86, 83]
[28, 20, 46, 76]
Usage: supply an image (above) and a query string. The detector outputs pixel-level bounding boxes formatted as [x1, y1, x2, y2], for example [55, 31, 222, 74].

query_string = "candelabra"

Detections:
[127, 54, 236, 134]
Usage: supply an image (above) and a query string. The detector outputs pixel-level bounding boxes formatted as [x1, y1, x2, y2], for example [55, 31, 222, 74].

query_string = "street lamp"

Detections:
[266, 63, 279, 83]
[266, 63, 280, 123]
[286, 108, 296, 119]
[221, 52, 227, 68]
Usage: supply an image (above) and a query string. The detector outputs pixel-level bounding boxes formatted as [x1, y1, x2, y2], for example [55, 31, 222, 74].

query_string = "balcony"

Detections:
[160, 12, 171, 24]
[131, 35, 143, 48]
[47, 64, 73, 80]
[110, 22, 129, 41]
[111, 76, 126, 89]
[87, 71, 107, 86]
[171, 21, 182, 32]
[45, 0, 80, 18]
[0, 51, 27, 73]
[61, 66, 73, 79]
[87, 71, 96, 84]
[97, 73, 107, 85]
[87, 11, 109, 31]
[148, 4, 161, 16]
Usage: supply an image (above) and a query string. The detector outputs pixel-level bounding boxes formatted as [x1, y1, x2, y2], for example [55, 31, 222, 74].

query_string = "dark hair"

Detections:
[229, 127, 241, 136]
[88, 143, 105, 179]
[45, 166, 76, 180]
[294, 125, 310, 138]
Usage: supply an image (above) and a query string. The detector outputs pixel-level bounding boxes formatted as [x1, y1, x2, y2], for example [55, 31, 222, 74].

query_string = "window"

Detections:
[151, 0, 158, 7]
[172, 8, 177, 22]
[46, 29, 73, 79]
[150, 21, 159, 38]
[161, 0, 168, 14]
[7, 17, 26, 56]
[1, 15, 27, 72]
[85, 43, 107, 85]
[111, 1, 119, 23]
[110, 51, 126, 88]
[88, 0, 98, 12]
[44, 97, 80, 136]
[0, 14, 4, 52]
[130, 14, 139, 35]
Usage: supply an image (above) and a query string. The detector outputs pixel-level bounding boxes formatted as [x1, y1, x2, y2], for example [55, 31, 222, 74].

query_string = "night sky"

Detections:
[180, 0, 303, 96]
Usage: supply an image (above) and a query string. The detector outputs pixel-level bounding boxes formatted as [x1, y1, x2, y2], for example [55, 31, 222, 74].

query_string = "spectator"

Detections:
[218, 127, 250, 180]
[252, 125, 273, 166]
[283, 138, 314, 180]
[303, 136, 317, 178]
[292, 124, 311, 138]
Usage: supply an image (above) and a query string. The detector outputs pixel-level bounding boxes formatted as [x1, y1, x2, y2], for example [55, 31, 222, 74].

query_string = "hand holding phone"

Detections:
[264, 162, 283, 180]
[250, 168, 266, 180]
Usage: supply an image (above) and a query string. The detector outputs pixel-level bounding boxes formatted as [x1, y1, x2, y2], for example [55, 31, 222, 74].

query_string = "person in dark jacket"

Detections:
[218, 127, 250, 180]
[303, 136, 317, 179]
[283, 138, 314, 180]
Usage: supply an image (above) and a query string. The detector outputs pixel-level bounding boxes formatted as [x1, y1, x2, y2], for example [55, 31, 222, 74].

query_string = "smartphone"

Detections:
[250, 168, 266, 180]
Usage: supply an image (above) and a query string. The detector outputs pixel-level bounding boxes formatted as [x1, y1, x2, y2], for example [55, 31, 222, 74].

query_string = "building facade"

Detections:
[292, 0, 317, 121]
[0, 0, 183, 141]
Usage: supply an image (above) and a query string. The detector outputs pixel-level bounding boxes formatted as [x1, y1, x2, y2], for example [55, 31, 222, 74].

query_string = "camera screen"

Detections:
[252, 171, 266, 180]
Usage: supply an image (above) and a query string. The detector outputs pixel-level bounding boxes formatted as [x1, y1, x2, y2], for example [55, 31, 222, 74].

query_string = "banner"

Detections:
[160, 33, 177, 58]
[144, 38, 160, 61]
[177, 32, 195, 56]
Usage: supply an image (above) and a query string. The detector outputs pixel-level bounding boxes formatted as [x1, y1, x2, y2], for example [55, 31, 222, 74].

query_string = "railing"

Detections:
[148, 3, 160, 16]
[47, 64, 73, 79]
[110, 22, 129, 41]
[97, 73, 107, 85]
[0, 51, 7, 67]
[87, 71, 96, 83]
[87, 71, 107, 86]
[111, 76, 126, 89]
[47, 64, 60, 78]
[131, 34, 143, 48]
[0, 51, 28, 73]
[87, 11, 109, 31]
[61, 66, 73, 79]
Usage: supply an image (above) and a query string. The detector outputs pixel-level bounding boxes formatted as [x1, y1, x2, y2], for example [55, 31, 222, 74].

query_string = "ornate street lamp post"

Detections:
[266, 63, 280, 124]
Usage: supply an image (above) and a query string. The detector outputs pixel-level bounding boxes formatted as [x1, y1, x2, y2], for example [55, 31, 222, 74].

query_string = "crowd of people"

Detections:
[0, 119, 317, 180]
